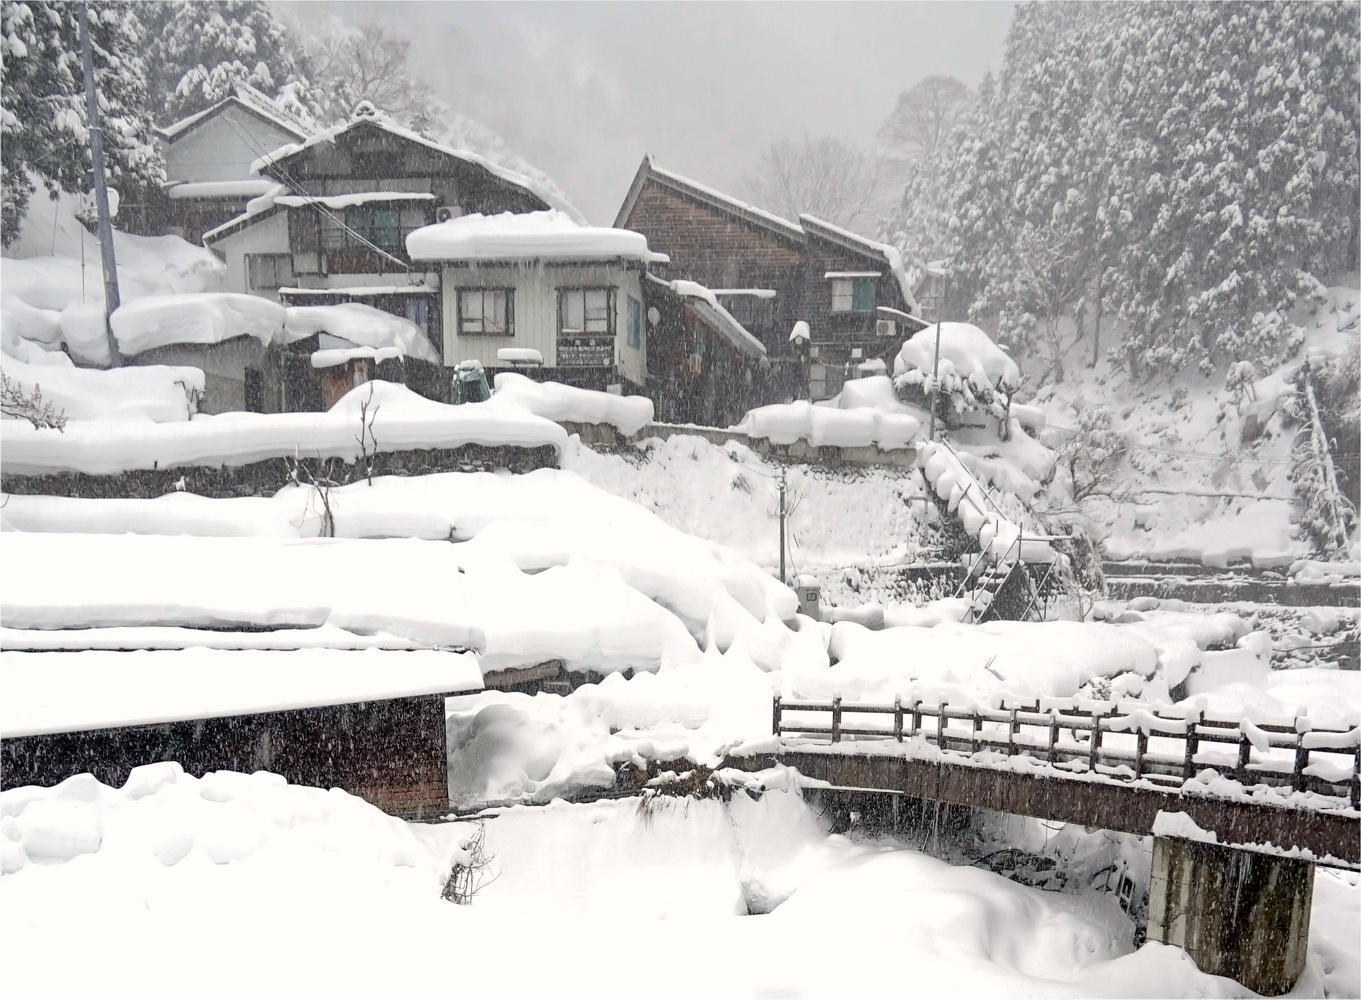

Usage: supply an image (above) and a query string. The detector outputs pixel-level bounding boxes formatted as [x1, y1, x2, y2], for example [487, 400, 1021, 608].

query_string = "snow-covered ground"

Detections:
[5, 764, 1354, 998]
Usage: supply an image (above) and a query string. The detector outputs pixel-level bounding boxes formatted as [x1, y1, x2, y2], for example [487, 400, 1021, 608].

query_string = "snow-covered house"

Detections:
[615, 156, 930, 402]
[404, 210, 663, 395]
[203, 106, 561, 363]
[146, 86, 312, 244]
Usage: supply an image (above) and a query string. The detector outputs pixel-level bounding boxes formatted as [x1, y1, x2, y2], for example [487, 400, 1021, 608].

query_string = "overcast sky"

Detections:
[275, 2, 1016, 225]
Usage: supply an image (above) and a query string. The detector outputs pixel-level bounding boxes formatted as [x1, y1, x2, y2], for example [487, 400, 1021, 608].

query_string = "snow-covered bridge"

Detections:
[729, 695, 1360, 995]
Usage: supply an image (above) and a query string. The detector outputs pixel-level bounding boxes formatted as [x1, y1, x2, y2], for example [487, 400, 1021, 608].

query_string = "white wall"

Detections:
[211, 211, 290, 297]
[165, 108, 299, 184]
[440, 263, 646, 383]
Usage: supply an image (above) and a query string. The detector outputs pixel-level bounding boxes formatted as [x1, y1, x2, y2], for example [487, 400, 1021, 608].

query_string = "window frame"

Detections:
[246, 253, 292, 291]
[457, 287, 515, 337]
[830, 277, 876, 314]
[558, 287, 615, 337]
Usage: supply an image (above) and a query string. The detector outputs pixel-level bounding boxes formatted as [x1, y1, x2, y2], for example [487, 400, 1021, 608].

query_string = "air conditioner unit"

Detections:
[687, 353, 703, 374]
[850, 347, 863, 360]
[876, 319, 897, 338]
[435, 205, 463, 224]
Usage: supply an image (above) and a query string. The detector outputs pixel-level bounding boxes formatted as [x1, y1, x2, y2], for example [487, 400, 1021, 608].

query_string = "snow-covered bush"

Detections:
[892, 322, 1019, 428]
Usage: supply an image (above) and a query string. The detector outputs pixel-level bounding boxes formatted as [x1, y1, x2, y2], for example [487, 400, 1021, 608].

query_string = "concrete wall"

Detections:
[1147, 836, 1313, 995]
[165, 107, 299, 184]
[440, 262, 646, 384]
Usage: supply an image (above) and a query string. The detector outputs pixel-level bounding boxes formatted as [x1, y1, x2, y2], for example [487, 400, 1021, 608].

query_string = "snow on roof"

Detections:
[110, 293, 297, 356]
[895, 321, 1021, 390]
[653, 277, 767, 359]
[160, 91, 309, 144]
[279, 284, 436, 298]
[798, 215, 921, 315]
[284, 303, 440, 364]
[0, 648, 482, 738]
[273, 191, 436, 209]
[825, 271, 883, 279]
[202, 185, 288, 243]
[711, 289, 777, 299]
[407, 210, 668, 264]
[311, 346, 404, 369]
[249, 112, 579, 221]
[165, 179, 280, 200]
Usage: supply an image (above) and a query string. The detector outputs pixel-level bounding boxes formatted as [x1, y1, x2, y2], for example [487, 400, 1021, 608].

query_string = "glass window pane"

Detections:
[486, 291, 506, 334]
[628, 297, 641, 349]
[563, 291, 584, 332]
[585, 289, 609, 332]
[852, 279, 875, 311]
[831, 279, 853, 312]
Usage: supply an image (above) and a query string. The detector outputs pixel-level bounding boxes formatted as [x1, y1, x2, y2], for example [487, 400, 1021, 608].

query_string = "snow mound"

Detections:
[406, 210, 666, 264]
[0, 348, 202, 423]
[286, 303, 440, 365]
[492, 372, 653, 435]
[895, 322, 1021, 389]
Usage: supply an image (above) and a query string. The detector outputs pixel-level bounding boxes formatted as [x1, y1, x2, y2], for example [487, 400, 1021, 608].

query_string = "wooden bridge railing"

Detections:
[772, 694, 1361, 809]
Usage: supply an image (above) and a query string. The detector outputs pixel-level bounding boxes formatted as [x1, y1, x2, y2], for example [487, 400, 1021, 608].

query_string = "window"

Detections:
[559, 288, 613, 335]
[459, 289, 513, 336]
[627, 296, 642, 349]
[344, 205, 400, 252]
[247, 253, 292, 291]
[831, 277, 876, 313]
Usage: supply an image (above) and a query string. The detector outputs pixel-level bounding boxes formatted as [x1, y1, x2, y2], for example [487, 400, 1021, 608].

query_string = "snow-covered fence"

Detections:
[772, 694, 1361, 809]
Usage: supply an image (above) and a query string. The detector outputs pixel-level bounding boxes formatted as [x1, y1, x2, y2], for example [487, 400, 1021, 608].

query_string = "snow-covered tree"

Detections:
[1, 0, 161, 245]
[140, 0, 320, 125]
[897, 1, 1359, 381]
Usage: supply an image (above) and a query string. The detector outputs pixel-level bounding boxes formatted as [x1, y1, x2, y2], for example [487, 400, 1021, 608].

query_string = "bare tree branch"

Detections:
[741, 136, 889, 233]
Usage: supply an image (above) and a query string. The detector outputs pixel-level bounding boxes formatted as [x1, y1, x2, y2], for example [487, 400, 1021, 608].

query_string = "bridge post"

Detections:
[1146, 836, 1313, 995]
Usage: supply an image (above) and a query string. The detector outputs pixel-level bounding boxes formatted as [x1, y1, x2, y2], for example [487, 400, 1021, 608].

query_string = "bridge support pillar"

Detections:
[1147, 836, 1313, 995]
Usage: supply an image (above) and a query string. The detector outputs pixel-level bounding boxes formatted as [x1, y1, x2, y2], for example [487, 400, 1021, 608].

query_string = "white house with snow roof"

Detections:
[148, 86, 313, 243]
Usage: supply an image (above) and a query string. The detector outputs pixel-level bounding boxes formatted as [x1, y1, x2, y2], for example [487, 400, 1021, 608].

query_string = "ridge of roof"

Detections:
[160, 93, 310, 144]
[249, 114, 571, 219]
[615, 155, 806, 243]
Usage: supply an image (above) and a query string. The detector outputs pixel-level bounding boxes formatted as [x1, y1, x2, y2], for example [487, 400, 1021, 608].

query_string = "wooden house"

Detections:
[615, 156, 930, 402]
[203, 106, 566, 401]
[0, 648, 482, 819]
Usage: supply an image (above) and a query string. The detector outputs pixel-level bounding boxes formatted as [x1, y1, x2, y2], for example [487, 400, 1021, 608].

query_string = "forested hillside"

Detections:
[887, 0, 1359, 382]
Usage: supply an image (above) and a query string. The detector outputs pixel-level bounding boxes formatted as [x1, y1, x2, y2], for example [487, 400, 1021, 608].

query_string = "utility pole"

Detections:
[777, 467, 787, 585]
[926, 265, 947, 442]
[78, 2, 122, 364]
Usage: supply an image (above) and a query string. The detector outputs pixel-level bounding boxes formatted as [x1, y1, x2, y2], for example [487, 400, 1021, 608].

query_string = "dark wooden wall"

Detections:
[1, 694, 451, 820]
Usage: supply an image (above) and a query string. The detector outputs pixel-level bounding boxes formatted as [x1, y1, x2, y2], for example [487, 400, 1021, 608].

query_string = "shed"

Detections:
[0, 647, 482, 819]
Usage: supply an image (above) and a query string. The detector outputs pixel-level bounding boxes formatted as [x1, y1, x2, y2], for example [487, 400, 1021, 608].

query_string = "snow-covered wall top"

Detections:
[730, 376, 925, 450]
[407, 211, 668, 264]
[492, 373, 654, 436]
[895, 322, 1021, 390]
[0, 380, 569, 475]
[0, 648, 483, 738]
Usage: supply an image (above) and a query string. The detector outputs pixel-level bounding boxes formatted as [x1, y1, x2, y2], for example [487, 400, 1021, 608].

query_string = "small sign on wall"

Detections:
[557, 336, 613, 367]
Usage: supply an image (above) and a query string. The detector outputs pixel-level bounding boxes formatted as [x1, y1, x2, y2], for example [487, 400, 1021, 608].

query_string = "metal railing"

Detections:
[772, 694, 1361, 809]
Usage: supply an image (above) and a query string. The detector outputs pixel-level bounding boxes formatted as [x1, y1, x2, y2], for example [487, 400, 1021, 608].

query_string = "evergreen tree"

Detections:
[901, 0, 1360, 380]
[140, 0, 319, 125]
[1, 0, 160, 245]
